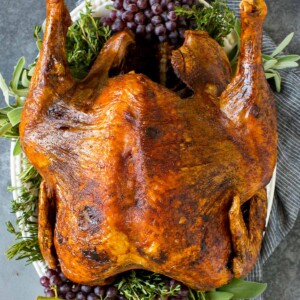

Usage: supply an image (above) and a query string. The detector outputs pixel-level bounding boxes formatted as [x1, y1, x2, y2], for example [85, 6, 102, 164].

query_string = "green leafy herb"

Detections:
[66, 1, 111, 79]
[175, 0, 236, 45]
[115, 270, 181, 299]
[218, 278, 267, 299]
[5, 159, 42, 264]
[263, 32, 300, 92]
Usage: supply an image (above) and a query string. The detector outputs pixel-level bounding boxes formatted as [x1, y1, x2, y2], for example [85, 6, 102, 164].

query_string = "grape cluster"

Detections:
[101, 0, 196, 44]
[40, 267, 120, 300]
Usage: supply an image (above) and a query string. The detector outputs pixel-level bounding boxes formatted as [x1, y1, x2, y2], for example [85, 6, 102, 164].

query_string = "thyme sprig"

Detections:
[175, 0, 236, 45]
[66, 1, 111, 79]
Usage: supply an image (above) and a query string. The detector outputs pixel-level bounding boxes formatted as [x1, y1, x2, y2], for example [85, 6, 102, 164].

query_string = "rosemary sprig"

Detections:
[5, 158, 42, 264]
[175, 0, 236, 45]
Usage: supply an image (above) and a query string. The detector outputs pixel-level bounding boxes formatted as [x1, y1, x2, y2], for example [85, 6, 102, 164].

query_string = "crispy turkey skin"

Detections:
[20, 0, 277, 291]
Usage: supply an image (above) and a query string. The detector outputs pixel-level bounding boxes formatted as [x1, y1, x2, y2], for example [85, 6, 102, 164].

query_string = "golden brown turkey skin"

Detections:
[20, 0, 277, 291]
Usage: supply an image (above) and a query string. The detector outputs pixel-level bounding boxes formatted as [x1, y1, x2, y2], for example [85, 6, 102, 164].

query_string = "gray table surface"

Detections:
[0, 0, 299, 299]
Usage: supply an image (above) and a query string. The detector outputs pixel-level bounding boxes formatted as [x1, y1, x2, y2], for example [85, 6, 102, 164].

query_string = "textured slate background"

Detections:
[0, 0, 299, 299]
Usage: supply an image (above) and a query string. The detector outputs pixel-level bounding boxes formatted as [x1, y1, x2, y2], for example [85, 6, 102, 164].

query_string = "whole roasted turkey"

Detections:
[20, 0, 277, 291]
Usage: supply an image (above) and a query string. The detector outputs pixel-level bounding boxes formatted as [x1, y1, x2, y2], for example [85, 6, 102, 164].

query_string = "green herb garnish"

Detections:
[66, 1, 111, 79]
[263, 32, 300, 92]
[175, 0, 236, 45]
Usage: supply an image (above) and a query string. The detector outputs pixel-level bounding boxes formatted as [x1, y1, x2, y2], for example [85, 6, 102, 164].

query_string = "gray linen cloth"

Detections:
[227, 0, 300, 299]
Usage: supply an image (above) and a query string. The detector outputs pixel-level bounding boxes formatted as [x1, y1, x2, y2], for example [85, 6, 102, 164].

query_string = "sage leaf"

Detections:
[7, 107, 23, 127]
[274, 72, 282, 93]
[21, 69, 31, 88]
[271, 32, 294, 57]
[277, 55, 300, 63]
[10, 57, 26, 92]
[262, 54, 274, 61]
[13, 88, 28, 97]
[263, 59, 278, 71]
[13, 138, 22, 156]
[0, 123, 12, 136]
[273, 61, 299, 70]
[265, 72, 276, 79]
[0, 106, 13, 115]
[0, 73, 10, 105]
[28, 66, 36, 77]
[218, 278, 267, 299]
[206, 291, 234, 300]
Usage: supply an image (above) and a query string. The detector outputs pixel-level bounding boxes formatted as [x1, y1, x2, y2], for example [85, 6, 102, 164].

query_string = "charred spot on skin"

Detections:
[146, 90, 156, 99]
[47, 103, 66, 120]
[78, 206, 102, 234]
[250, 105, 260, 118]
[145, 127, 161, 139]
[201, 215, 210, 222]
[57, 232, 68, 245]
[149, 251, 168, 264]
[82, 249, 111, 264]
[58, 125, 70, 130]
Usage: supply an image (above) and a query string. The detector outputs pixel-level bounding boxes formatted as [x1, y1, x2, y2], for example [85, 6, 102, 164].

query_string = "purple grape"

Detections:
[167, 11, 177, 21]
[136, 24, 146, 35]
[71, 284, 81, 293]
[50, 274, 62, 286]
[40, 276, 50, 288]
[155, 24, 166, 36]
[87, 293, 98, 300]
[122, 11, 134, 22]
[152, 3, 163, 15]
[45, 290, 56, 297]
[150, 0, 159, 5]
[144, 9, 154, 19]
[134, 12, 146, 24]
[60, 283, 71, 294]
[128, 3, 139, 12]
[106, 286, 118, 298]
[111, 19, 125, 32]
[151, 15, 162, 25]
[46, 269, 57, 278]
[167, 2, 175, 11]
[114, 0, 124, 9]
[94, 286, 106, 297]
[109, 10, 118, 21]
[66, 291, 76, 300]
[165, 21, 176, 31]
[146, 23, 154, 33]
[81, 285, 93, 294]
[76, 292, 87, 300]
[169, 30, 178, 39]
[137, 0, 148, 9]
[127, 21, 137, 30]
[101, 17, 113, 27]
[158, 35, 168, 42]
